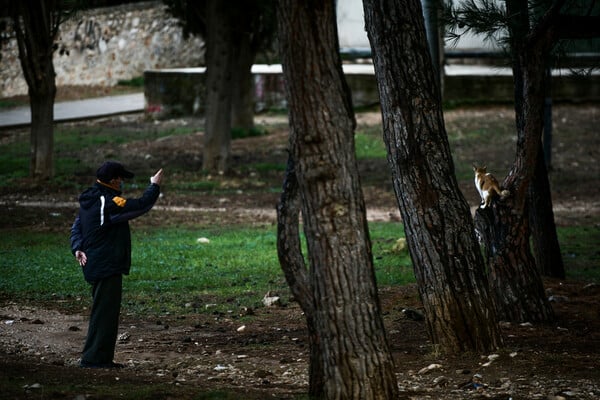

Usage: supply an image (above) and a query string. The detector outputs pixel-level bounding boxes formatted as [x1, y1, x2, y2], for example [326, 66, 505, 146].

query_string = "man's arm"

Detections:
[70, 215, 83, 255]
[109, 169, 163, 224]
[70, 215, 87, 266]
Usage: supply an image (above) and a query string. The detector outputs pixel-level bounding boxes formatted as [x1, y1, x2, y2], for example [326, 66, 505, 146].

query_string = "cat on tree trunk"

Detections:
[447, 0, 600, 323]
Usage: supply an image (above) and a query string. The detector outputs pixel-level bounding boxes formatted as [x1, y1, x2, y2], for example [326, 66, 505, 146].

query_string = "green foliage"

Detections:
[443, 0, 509, 48]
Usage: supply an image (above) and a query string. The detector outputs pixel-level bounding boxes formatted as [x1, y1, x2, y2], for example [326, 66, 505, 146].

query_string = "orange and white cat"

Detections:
[473, 165, 509, 208]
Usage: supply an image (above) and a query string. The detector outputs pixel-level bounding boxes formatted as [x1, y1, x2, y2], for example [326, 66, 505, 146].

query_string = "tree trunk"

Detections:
[277, 1, 398, 398]
[474, 201, 553, 322]
[363, 0, 502, 353]
[528, 68, 565, 279]
[529, 142, 565, 278]
[11, 1, 60, 180]
[29, 80, 56, 179]
[203, 0, 235, 174]
[231, 34, 255, 133]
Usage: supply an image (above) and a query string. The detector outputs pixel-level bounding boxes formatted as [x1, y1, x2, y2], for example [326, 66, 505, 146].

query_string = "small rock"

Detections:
[24, 383, 42, 389]
[262, 292, 281, 307]
[402, 308, 424, 321]
[254, 369, 272, 378]
[548, 295, 569, 303]
[118, 332, 130, 342]
[433, 376, 448, 386]
[196, 237, 210, 244]
[239, 306, 254, 316]
[418, 363, 442, 375]
[582, 282, 599, 293]
[236, 325, 246, 332]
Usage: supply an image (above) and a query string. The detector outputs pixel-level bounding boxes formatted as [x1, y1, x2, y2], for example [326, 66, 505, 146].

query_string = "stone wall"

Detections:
[0, 1, 204, 97]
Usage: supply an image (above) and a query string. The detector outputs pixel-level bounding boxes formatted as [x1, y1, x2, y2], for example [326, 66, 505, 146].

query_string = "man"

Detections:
[70, 161, 163, 368]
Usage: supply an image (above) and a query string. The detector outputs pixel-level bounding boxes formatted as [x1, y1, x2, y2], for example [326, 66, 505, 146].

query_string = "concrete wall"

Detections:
[145, 64, 600, 119]
[0, 1, 204, 97]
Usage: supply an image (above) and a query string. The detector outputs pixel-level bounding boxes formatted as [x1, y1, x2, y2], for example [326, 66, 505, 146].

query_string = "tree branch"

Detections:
[276, 156, 314, 316]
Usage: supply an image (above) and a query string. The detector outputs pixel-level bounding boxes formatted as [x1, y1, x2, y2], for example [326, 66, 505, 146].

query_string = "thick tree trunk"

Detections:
[474, 201, 553, 322]
[475, 63, 554, 322]
[231, 36, 255, 133]
[529, 142, 565, 278]
[363, 0, 501, 353]
[203, 0, 235, 174]
[277, 1, 398, 398]
[29, 81, 56, 179]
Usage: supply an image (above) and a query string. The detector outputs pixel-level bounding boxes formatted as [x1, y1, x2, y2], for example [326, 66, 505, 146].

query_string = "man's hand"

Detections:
[151, 168, 163, 185]
[75, 250, 87, 267]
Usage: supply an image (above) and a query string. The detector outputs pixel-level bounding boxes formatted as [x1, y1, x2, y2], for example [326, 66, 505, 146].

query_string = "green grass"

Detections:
[117, 76, 145, 88]
[4, 220, 594, 316]
[0, 223, 412, 315]
[0, 124, 198, 188]
[355, 129, 387, 159]
[557, 225, 600, 282]
[0, 99, 23, 109]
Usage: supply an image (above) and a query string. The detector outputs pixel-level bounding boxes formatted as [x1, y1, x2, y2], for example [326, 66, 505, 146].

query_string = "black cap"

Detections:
[96, 161, 134, 182]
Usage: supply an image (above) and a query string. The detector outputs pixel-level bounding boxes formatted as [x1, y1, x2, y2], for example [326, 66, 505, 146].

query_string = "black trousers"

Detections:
[82, 274, 123, 364]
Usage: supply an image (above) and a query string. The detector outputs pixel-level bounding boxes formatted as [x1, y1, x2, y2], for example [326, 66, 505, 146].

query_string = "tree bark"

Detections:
[276, 157, 324, 397]
[203, 0, 235, 174]
[11, 1, 60, 179]
[277, 1, 398, 398]
[474, 201, 553, 322]
[529, 142, 565, 279]
[29, 81, 56, 178]
[231, 34, 255, 133]
[363, 0, 502, 353]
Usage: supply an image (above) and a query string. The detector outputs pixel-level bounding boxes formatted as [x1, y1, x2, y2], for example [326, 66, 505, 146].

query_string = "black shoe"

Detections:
[80, 360, 124, 369]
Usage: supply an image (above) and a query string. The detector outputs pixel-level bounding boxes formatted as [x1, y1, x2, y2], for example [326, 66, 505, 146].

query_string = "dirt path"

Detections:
[1, 281, 600, 399]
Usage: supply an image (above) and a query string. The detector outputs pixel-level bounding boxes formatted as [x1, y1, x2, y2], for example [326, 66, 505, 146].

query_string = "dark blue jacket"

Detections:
[70, 181, 160, 283]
